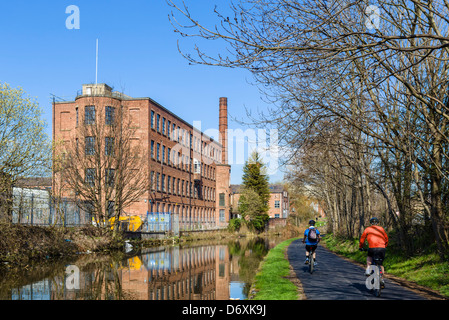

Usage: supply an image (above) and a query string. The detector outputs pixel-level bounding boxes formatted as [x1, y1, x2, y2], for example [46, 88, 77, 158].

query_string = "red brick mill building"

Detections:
[53, 83, 231, 230]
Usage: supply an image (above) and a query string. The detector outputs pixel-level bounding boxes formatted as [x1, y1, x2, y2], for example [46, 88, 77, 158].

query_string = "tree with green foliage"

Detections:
[239, 152, 270, 231]
[242, 151, 271, 211]
[0, 82, 51, 222]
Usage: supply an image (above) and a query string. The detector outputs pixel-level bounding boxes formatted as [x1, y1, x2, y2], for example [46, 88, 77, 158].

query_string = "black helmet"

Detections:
[369, 217, 379, 225]
[309, 219, 316, 226]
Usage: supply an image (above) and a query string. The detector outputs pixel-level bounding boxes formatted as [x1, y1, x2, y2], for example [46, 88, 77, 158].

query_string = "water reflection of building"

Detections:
[119, 245, 231, 300]
[11, 280, 52, 300]
[9, 240, 276, 300]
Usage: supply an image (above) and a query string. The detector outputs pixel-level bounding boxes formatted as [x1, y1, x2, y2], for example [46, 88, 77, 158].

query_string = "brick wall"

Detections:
[53, 84, 230, 228]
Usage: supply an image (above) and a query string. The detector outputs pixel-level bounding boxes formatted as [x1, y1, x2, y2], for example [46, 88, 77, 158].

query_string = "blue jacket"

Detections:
[304, 227, 320, 245]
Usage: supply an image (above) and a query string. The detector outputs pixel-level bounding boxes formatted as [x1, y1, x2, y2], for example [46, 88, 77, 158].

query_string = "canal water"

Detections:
[0, 236, 285, 300]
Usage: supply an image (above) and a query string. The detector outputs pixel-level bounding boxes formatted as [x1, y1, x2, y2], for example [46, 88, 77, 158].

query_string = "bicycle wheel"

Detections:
[309, 254, 315, 274]
[374, 266, 382, 297]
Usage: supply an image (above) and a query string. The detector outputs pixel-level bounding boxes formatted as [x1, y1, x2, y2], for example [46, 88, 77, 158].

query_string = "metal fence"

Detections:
[144, 212, 176, 233]
[11, 188, 92, 227]
[10, 188, 223, 233]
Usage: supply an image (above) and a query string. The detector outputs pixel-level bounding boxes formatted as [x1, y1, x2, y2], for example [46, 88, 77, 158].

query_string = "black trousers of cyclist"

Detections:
[306, 244, 317, 260]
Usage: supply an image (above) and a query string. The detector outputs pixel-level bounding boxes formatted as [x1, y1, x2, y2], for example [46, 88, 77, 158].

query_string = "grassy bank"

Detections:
[250, 238, 301, 300]
[0, 223, 268, 268]
[0, 223, 124, 267]
[323, 233, 449, 298]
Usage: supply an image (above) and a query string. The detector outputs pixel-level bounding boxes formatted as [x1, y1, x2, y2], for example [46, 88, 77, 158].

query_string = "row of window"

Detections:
[82, 136, 216, 181]
[149, 171, 216, 201]
[82, 199, 227, 222]
[76, 106, 116, 126]
[85, 168, 115, 187]
[150, 140, 216, 180]
[84, 167, 220, 204]
[150, 203, 226, 223]
[84, 136, 115, 156]
[235, 199, 281, 209]
[151, 110, 221, 163]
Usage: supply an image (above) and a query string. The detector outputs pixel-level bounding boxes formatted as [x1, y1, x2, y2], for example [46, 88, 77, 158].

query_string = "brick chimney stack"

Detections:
[219, 97, 228, 165]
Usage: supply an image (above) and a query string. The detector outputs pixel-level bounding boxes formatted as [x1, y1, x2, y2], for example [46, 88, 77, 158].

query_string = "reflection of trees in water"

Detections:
[43, 257, 130, 300]
[228, 237, 270, 297]
[0, 257, 72, 299]
[71, 258, 137, 300]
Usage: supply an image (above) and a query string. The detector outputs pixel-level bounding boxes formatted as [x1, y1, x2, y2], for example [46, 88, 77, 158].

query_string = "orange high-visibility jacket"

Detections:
[359, 226, 389, 248]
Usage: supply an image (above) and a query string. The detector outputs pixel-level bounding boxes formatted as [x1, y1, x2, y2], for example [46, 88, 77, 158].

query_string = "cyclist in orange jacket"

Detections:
[359, 217, 388, 284]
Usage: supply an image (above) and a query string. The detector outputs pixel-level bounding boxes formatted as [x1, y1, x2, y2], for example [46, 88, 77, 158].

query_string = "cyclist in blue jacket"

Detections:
[302, 220, 321, 265]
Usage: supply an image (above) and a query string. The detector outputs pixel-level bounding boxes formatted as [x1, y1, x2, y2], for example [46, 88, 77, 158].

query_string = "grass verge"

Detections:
[324, 233, 449, 299]
[251, 238, 300, 300]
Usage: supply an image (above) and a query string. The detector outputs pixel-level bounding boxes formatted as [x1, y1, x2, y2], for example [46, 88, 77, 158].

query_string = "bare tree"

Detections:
[167, 0, 449, 257]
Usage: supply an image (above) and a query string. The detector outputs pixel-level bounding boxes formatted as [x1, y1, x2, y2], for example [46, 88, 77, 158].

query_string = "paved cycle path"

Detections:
[288, 239, 427, 300]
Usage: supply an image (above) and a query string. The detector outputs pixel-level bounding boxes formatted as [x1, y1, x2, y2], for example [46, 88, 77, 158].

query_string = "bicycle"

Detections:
[360, 248, 384, 297]
[309, 251, 315, 274]
[306, 246, 317, 274]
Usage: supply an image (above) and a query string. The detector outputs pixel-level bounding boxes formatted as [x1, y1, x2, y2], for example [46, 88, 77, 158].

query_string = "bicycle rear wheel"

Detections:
[374, 266, 382, 297]
[309, 254, 315, 274]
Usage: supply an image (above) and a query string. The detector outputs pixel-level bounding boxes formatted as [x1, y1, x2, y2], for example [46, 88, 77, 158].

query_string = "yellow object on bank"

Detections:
[109, 215, 143, 231]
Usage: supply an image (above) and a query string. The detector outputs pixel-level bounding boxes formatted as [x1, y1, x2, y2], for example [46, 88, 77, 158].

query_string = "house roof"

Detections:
[15, 177, 52, 188]
[231, 184, 285, 194]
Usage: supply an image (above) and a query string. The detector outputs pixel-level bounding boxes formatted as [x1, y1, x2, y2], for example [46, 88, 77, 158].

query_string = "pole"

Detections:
[96, 39, 98, 84]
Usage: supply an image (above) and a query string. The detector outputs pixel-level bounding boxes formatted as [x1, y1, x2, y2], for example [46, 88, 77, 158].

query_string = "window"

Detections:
[105, 168, 115, 187]
[194, 159, 201, 174]
[162, 117, 166, 135]
[107, 201, 115, 218]
[85, 168, 96, 186]
[151, 111, 155, 129]
[84, 201, 94, 220]
[157, 114, 160, 132]
[151, 140, 155, 158]
[105, 106, 115, 125]
[167, 148, 171, 165]
[156, 173, 160, 191]
[85, 106, 95, 125]
[76, 107, 79, 126]
[162, 145, 166, 163]
[167, 120, 171, 138]
[150, 171, 155, 190]
[219, 209, 225, 222]
[219, 193, 225, 207]
[274, 200, 280, 208]
[157, 143, 160, 161]
[162, 174, 166, 192]
[85, 136, 95, 156]
[105, 137, 114, 156]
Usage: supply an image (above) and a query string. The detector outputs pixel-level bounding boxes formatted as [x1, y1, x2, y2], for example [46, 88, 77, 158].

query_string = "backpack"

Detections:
[308, 227, 317, 242]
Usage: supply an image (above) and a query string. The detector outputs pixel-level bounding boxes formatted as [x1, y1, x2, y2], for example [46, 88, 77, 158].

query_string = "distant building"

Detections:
[52, 83, 231, 228]
[230, 184, 289, 219]
[15, 177, 52, 190]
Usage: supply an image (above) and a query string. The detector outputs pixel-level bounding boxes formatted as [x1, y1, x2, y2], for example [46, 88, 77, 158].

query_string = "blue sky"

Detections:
[0, 0, 285, 184]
